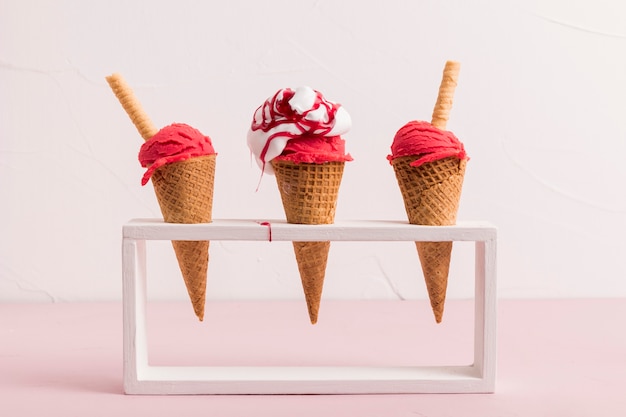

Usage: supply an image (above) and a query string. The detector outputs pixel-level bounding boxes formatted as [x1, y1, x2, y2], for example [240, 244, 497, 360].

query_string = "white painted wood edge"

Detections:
[123, 218, 497, 241]
[125, 365, 490, 395]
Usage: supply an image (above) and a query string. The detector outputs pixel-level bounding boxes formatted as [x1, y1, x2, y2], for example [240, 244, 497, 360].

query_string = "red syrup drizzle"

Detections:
[257, 221, 272, 241]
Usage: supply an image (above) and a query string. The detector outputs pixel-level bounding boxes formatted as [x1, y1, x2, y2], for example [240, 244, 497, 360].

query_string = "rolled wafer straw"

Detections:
[105, 73, 158, 141]
[431, 61, 460, 130]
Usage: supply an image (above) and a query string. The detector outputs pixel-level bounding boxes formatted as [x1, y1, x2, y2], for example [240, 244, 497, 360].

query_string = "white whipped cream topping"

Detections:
[247, 86, 351, 175]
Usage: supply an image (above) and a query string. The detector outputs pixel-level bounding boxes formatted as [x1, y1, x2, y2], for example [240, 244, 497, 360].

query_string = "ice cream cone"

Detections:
[271, 160, 344, 324]
[391, 155, 466, 322]
[248, 86, 351, 324]
[106, 73, 215, 321]
[391, 61, 465, 323]
[151, 154, 216, 321]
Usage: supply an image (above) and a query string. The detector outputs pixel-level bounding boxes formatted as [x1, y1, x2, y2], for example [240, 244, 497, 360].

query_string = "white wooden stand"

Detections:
[122, 219, 497, 395]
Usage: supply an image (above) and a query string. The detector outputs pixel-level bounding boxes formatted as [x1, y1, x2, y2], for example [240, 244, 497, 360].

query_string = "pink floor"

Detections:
[1, 299, 625, 416]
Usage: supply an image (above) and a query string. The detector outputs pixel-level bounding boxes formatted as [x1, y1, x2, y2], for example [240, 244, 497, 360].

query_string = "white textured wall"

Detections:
[1, 0, 625, 303]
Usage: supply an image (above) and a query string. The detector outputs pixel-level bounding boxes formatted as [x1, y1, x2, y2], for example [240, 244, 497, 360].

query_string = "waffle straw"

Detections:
[105, 73, 158, 141]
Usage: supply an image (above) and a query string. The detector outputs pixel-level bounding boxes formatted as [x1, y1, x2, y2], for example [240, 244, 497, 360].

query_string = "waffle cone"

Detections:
[392, 155, 466, 323]
[151, 154, 216, 321]
[271, 160, 344, 324]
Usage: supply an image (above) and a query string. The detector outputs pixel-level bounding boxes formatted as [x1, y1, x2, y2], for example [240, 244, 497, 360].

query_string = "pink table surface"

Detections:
[1, 298, 625, 416]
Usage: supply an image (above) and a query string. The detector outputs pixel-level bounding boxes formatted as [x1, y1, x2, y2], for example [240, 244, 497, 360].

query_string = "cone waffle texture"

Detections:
[392, 155, 466, 323]
[151, 154, 216, 321]
[271, 160, 344, 324]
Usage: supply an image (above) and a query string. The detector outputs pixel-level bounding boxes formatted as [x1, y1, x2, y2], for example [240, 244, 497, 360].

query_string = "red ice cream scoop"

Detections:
[139, 123, 216, 185]
[388, 120, 467, 167]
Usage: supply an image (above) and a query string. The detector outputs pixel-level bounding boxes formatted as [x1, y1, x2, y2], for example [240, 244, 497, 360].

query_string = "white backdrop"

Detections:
[1, 0, 625, 303]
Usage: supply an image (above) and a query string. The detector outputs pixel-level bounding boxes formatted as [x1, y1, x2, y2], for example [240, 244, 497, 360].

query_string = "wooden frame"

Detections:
[122, 219, 497, 394]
